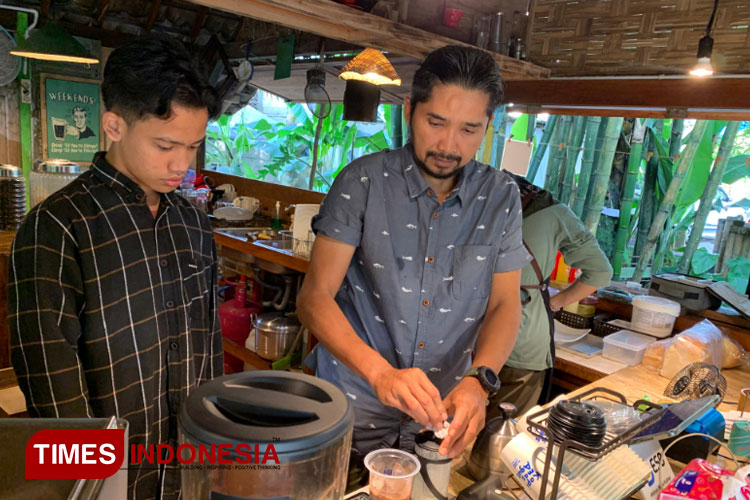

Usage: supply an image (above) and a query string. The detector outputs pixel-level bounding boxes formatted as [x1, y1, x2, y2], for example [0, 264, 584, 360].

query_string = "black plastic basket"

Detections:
[591, 314, 621, 337]
[554, 309, 593, 330]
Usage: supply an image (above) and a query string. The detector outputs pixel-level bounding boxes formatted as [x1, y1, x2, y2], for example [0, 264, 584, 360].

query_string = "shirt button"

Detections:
[427, 257, 435, 263]
[423, 299, 430, 306]
[170, 342, 178, 350]
[166, 300, 175, 308]
[433, 213, 439, 219]
[418, 342, 425, 349]
[159, 259, 168, 268]
[427, 189, 434, 196]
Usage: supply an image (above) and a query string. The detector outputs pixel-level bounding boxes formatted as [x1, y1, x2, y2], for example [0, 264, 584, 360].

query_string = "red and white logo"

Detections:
[25, 429, 125, 479]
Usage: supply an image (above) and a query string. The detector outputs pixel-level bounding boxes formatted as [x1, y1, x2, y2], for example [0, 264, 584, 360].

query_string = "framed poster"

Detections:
[40, 74, 103, 162]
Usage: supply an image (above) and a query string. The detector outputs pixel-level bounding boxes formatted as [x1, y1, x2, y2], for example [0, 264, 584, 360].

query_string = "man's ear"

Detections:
[403, 96, 412, 128]
[102, 111, 126, 142]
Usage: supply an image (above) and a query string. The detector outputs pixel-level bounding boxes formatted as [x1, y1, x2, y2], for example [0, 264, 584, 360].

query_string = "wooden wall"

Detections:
[0, 85, 20, 167]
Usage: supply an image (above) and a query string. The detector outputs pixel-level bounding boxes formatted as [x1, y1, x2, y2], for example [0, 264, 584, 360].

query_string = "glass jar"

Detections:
[30, 159, 82, 207]
[0, 164, 26, 230]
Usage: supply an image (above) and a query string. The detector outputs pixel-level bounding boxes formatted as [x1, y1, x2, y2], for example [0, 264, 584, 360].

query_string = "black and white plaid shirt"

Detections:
[9, 152, 223, 500]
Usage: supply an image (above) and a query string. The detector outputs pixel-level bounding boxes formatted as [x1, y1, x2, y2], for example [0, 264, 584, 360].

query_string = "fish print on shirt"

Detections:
[374, 315, 384, 323]
[405, 164, 414, 172]
[354, 285, 364, 292]
[401, 256, 413, 261]
[451, 213, 459, 218]
[373, 263, 384, 269]
[401, 287, 413, 293]
[477, 195, 487, 200]
[476, 255, 487, 261]
[373, 292, 381, 299]
[464, 317, 475, 323]
[439, 308, 452, 313]
[443, 276, 454, 281]
[382, 230, 389, 236]
[341, 193, 351, 200]
[360, 176, 369, 183]
[477, 224, 486, 230]
[447, 244, 455, 250]
[346, 392, 357, 400]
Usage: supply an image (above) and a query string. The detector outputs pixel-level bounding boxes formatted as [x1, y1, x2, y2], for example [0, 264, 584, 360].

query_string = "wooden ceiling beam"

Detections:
[96, 0, 111, 26]
[145, 0, 162, 32]
[189, 6, 209, 41]
[519, 106, 750, 121]
[186, 0, 550, 80]
[505, 78, 750, 111]
[40, 0, 51, 18]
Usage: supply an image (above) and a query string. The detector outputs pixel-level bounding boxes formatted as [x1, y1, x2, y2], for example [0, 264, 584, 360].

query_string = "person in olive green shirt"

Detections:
[488, 198, 612, 417]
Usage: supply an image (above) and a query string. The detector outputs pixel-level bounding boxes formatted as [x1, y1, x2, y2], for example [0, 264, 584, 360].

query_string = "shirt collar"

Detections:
[91, 151, 178, 206]
[401, 143, 470, 205]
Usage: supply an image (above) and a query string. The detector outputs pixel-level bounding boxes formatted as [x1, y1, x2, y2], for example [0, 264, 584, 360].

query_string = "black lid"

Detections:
[179, 372, 353, 461]
[498, 402, 517, 420]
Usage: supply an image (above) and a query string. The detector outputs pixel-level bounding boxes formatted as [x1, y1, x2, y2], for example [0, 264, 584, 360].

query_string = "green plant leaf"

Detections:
[721, 155, 750, 185]
[675, 122, 726, 208]
[648, 126, 673, 199]
[690, 247, 719, 275]
[727, 257, 750, 293]
[510, 114, 529, 140]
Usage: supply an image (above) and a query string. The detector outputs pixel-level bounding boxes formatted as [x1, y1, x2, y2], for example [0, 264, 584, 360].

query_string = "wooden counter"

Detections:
[0, 231, 15, 369]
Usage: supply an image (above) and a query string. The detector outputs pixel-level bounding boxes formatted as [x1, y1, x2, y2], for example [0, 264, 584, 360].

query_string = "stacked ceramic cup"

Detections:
[0, 165, 27, 230]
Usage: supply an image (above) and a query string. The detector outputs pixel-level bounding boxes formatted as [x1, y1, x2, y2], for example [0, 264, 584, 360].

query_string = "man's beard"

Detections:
[413, 150, 464, 180]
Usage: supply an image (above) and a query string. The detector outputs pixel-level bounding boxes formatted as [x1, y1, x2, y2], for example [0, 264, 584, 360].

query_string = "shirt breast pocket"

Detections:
[451, 245, 494, 300]
[181, 256, 212, 320]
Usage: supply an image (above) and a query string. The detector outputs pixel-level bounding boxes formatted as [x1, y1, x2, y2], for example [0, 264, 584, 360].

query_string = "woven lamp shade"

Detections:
[339, 48, 401, 86]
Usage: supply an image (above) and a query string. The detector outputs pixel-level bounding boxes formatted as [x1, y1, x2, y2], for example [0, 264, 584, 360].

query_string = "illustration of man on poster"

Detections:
[66, 106, 96, 140]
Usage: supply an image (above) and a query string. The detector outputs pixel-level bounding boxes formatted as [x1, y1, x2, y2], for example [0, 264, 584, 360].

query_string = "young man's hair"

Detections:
[410, 45, 503, 119]
[72, 106, 87, 117]
[102, 34, 221, 123]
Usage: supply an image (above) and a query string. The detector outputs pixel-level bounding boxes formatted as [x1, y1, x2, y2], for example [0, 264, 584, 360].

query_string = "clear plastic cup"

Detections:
[364, 448, 421, 500]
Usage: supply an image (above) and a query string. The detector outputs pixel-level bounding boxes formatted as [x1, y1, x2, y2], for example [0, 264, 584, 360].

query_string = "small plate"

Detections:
[553, 319, 591, 344]
[213, 206, 253, 221]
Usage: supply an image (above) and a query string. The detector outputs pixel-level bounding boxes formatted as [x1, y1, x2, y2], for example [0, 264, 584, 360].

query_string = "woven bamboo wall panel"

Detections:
[528, 0, 750, 76]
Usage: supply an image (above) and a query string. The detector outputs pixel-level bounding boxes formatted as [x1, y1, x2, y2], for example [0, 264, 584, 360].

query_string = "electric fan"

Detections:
[664, 362, 727, 405]
[0, 25, 21, 87]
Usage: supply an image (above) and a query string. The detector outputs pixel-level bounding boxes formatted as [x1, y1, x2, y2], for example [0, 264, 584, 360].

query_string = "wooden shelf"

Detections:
[190, 0, 550, 80]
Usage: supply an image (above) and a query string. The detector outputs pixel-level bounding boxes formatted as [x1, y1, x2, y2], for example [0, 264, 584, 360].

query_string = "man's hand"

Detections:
[438, 377, 488, 457]
[371, 367, 447, 430]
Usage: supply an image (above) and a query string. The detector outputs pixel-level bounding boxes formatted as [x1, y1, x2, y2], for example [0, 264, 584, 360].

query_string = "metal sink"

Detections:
[254, 238, 293, 251]
[214, 227, 273, 240]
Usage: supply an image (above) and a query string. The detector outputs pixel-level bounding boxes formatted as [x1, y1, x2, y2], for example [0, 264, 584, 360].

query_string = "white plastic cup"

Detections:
[364, 448, 420, 500]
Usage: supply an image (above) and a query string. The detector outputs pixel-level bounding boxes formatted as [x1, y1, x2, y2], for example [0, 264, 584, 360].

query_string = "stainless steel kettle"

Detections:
[467, 402, 518, 481]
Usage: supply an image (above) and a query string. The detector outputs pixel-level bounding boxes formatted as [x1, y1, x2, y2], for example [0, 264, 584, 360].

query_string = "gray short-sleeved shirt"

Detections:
[307, 144, 530, 454]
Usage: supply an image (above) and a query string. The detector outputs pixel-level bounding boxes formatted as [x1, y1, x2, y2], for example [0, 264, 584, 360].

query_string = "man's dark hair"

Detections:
[102, 34, 221, 123]
[410, 45, 503, 119]
[71, 106, 87, 117]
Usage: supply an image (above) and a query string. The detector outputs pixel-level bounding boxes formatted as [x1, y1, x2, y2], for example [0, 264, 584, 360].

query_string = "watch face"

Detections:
[484, 368, 499, 388]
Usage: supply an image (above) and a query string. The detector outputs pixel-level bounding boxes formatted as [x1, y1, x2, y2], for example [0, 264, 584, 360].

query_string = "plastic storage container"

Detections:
[30, 159, 82, 207]
[602, 329, 656, 366]
[631, 295, 680, 338]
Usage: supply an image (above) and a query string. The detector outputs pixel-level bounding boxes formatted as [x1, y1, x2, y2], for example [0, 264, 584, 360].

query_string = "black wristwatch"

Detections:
[462, 366, 501, 395]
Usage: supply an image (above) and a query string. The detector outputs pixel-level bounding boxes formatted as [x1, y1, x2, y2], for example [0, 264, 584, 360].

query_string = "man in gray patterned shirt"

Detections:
[298, 45, 530, 461]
